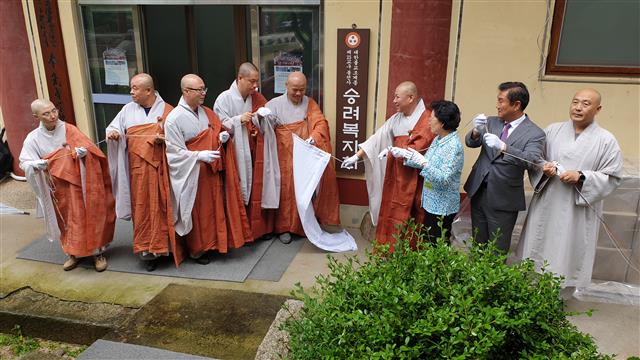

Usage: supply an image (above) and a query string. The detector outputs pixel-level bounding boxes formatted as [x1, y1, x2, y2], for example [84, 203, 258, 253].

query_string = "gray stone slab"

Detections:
[17, 220, 274, 282]
[78, 340, 216, 360]
[247, 236, 305, 281]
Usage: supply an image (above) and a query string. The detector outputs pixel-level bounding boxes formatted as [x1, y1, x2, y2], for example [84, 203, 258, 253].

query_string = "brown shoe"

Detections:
[63, 255, 80, 271]
[94, 255, 108, 272]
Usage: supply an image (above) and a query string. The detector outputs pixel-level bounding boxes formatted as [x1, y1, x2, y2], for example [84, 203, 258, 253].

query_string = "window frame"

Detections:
[546, 0, 639, 77]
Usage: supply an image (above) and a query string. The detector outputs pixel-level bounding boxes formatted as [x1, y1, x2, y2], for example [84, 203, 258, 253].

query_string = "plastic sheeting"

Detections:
[451, 187, 640, 306]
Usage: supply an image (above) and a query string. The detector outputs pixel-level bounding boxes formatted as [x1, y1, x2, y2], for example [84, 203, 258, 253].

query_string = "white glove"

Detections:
[555, 162, 566, 176]
[219, 131, 230, 144]
[75, 147, 87, 158]
[31, 159, 48, 170]
[341, 154, 359, 169]
[407, 148, 428, 168]
[256, 107, 272, 117]
[473, 113, 487, 130]
[378, 147, 390, 159]
[197, 150, 221, 163]
[305, 137, 315, 145]
[389, 147, 411, 159]
[483, 133, 505, 151]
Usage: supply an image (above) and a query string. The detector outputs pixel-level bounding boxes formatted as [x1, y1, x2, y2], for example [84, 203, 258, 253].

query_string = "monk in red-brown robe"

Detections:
[164, 74, 252, 264]
[262, 71, 340, 244]
[106, 73, 184, 271]
[341, 81, 435, 251]
[20, 99, 115, 271]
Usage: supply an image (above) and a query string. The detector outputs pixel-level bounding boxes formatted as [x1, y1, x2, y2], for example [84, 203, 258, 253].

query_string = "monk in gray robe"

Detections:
[517, 88, 623, 294]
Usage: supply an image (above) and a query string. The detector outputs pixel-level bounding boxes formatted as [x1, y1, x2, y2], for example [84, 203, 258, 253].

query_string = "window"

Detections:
[546, 0, 639, 77]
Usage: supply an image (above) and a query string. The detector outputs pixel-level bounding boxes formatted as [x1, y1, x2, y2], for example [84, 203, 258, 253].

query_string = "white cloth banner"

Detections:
[293, 135, 358, 252]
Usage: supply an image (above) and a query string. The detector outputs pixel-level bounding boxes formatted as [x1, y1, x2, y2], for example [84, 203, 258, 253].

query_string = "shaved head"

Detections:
[570, 88, 603, 126]
[238, 62, 258, 77]
[285, 72, 307, 105]
[287, 71, 307, 85]
[181, 74, 204, 89]
[393, 81, 420, 116]
[131, 73, 154, 89]
[574, 88, 602, 106]
[396, 81, 418, 97]
[30, 99, 54, 114]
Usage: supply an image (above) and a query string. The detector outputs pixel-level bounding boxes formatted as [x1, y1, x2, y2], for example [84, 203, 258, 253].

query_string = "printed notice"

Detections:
[103, 48, 129, 86]
[273, 52, 303, 94]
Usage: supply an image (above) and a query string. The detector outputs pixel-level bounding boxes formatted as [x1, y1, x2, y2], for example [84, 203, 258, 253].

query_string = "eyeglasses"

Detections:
[185, 87, 208, 94]
[40, 108, 59, 117]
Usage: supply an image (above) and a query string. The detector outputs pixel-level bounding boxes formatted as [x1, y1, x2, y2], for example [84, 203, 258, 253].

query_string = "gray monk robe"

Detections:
[517, 121, 623, 288]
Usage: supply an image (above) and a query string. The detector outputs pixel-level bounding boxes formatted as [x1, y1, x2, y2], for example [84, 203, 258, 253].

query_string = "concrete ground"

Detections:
[1, 178, 638, 358]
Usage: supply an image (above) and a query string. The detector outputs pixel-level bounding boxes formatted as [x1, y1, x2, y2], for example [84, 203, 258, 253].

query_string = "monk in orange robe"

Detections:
[106, 73, 184, 271]
[20, 99, 115, 271]
[213, 62, 275, 240]
[261, 72, 340, 244]
[341, 81, 435, 250]
[164, 74, 252, 263]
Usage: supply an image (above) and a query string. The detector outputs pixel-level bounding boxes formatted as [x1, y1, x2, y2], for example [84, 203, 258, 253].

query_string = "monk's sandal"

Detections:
[278, 233, 292, 244]
[63, 256, 80, 271]
[94, 255, 108, 272]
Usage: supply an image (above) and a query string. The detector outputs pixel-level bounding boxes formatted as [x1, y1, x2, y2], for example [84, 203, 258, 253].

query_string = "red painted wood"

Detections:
[385, 0, 453, 118]
[338, 177, 369, 206]
[33, 0, 76, 125]
[0, 0, 39, 176]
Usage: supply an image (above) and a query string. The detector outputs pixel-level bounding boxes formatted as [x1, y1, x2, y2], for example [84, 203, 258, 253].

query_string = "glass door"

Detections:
[254, 5, 322, 107]
[80, 5, 144, 149]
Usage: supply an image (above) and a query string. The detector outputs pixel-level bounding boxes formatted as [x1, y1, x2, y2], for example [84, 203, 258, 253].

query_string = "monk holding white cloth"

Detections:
[213, 62, 276, 240]
[258, 72, 340, 244]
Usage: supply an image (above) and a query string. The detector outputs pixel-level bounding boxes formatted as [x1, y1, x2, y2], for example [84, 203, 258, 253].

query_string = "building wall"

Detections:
[445, 0, 640, 184]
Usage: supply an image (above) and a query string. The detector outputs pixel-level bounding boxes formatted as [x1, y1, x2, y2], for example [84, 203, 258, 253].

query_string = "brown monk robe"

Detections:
[375, 110, 434, 250]
[265, 79, 341, 239]
[345, 82, 435, 252]
[44, 124, 116, 257]
[183, 107, 253, 255]
[125, 105, 185, 266]
[245, 92, 278, 239]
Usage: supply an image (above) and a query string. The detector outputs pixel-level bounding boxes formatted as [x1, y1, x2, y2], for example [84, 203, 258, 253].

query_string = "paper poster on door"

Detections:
[103, 48, 129, 86]
[274, 52, 302, 94]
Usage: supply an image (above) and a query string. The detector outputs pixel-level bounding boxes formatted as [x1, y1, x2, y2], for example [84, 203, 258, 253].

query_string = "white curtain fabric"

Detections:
[292, 135, 357, 252]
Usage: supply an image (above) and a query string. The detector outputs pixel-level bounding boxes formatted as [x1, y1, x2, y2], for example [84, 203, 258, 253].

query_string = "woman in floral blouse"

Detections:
[398, 100, 464, 241]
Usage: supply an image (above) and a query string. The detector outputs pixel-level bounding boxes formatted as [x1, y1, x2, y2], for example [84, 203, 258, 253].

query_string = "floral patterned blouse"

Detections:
[405, 131, 464, 216]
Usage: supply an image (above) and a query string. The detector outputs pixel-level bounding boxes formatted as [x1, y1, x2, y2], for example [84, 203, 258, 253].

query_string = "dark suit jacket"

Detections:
[463, 116, 545, 211]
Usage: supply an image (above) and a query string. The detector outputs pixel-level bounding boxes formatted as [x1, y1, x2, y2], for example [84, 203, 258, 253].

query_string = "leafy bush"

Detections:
[285, 219, 610, 359]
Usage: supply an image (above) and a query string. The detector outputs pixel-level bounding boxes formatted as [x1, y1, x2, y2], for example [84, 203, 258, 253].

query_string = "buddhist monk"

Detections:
[20, 99, 115, 271]
[259, 71, 340, 244]
[341, 81, 435, 250]
[106, 73, 184, 271]
[213, 62, 276, 240]
[164, 74, 252, 263]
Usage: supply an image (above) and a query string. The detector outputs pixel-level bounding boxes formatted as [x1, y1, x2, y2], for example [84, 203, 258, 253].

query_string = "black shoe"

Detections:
[278, 233, 292, 244]
[195, 255, 210, 265]
[145, 259, 158, 272]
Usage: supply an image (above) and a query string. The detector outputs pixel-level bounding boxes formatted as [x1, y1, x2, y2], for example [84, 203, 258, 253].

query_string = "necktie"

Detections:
[500, 123, 511, 142]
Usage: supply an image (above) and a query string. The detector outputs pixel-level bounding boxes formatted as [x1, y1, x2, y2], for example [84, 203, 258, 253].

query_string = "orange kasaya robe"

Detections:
[182, 106, 252, 255]
[43, 124, 116, 257]
[274, 98, 341, 236]
[245, 92, 276, 240]
[375, 109, 435, 251]
[126, 104, 185, 267]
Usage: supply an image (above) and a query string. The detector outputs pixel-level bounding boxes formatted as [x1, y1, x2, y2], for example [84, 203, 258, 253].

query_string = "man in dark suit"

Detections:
[464, 82, 545, 252]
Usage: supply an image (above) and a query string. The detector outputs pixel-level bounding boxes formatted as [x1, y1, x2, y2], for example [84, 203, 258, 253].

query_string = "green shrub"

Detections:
[285, 219, 610, 359]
